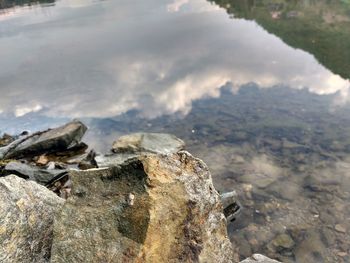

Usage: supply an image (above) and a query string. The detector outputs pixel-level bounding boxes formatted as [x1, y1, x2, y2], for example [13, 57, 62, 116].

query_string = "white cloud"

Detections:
[167, 0, 189, 13]
[15, 104, 42, 117]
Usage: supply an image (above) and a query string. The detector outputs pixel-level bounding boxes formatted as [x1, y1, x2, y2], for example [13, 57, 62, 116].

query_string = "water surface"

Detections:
[1, 0, 350, 262]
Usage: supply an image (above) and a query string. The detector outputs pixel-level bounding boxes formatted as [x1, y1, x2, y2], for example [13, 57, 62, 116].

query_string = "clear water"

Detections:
[1, 0, 350, 262]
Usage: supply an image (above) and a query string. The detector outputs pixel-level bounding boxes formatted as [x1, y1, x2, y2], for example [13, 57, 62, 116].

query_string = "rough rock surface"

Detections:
[239, 254, 282, 263]
[112, 132, 185, 154]
[0, 120, 87, 159]
[0, 175, 64, 263]
[51, 151, 233, 263]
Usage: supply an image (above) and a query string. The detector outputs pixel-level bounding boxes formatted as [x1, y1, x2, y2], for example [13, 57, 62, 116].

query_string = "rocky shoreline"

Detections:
[0, 121, 280, 263]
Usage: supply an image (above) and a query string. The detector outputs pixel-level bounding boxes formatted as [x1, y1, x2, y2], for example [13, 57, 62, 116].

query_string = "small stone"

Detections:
[335, 224, 346, 233]
[270, 233, 295, 250]
[239, 254, 281, 263]
[337, 251, 347, 257]
[47, 161, 56, 170]
[36, 155, 49, 166]
[0, 133, 14, 147]
[78, 161, 96, 170]
[321, 228, 336, 246]
[294, 229, 325, 262]
[127, 193, 135, 206]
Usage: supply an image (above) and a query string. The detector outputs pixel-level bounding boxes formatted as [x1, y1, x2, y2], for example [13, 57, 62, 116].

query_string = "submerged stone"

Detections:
[51, 151, 233, 263]
[0, 175, 64, 263]
[335, 224, 347, 233]
[268, 233, 295, 251]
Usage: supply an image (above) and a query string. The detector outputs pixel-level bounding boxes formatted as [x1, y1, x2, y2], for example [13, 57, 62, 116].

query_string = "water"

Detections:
[1, 0, 350, 262]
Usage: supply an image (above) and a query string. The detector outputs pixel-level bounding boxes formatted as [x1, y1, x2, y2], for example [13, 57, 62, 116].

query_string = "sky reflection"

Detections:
[0, 0, 349, 125]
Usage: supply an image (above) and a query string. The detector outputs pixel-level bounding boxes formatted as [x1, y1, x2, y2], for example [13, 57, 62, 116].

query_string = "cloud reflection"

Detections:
[0, 0, 349, 122]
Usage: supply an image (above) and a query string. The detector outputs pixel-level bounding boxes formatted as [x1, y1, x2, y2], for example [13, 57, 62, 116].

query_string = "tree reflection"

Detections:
[210, 0, 350, 80]
[0, 0, 55, 10]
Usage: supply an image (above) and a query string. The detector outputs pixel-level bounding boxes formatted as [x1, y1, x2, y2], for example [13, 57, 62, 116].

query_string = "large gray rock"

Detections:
[51, 151, 233, 263]
[0, 175, 64, 263]
[239, 254, 282, 263]
[0, 120, 87, 159]
[112, 132, 185, 154]
[4, 161, 67, 185]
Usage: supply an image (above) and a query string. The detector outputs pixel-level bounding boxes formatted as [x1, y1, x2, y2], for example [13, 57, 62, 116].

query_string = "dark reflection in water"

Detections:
[0, 0, 55, 10]
[211, 0, 350, 80]
[0, 0, 350, 262]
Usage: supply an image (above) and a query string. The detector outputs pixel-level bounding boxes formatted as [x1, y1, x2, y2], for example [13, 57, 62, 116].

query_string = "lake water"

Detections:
[1, 0, 350, 262]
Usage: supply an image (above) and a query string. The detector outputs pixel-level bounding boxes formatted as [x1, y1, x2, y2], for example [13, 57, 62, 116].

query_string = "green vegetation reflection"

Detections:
[211, 0, 350, 80]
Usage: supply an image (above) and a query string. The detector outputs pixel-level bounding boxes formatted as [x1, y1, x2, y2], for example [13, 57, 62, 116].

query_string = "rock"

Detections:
[321, 227, 336, 246]
[335, 224, 346, 233]
[0, 175, 64, 263]
[0, 120, 87, 160]
[0, 133, 14, 147]
[77, 161, 96, 170]
[4, 161, 67, 185]
[303, 174, 340, 193]
[48, 176, 71, 199]
[336, 251, 348, 257]
[36, 155, 49, 166]
[239, 172, 281, 189]
[268, 233, 295, 251]
[67, 149, 97, 170]
[51, 151, 233, 263]
[239, 254, 282, 263]
[319, 209, 336, 224]
[112, 132, 185, 154]
[232, 233, 252, 258]
[94, 152, 138, 168]
[294, 229, 326, 263]
[266, 181, 300, 201]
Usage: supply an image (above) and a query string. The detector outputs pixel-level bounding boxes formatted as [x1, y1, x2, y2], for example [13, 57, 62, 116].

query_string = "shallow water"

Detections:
[1, 0, 350, 262]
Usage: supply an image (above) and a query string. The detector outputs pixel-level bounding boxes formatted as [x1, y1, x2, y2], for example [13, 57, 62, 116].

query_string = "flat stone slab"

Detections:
[0, 120, 87, 159]
[94, 153, 138, 168]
